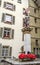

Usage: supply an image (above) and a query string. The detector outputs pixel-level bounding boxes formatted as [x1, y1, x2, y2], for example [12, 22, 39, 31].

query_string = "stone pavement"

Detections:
[1, 58, 40, 65]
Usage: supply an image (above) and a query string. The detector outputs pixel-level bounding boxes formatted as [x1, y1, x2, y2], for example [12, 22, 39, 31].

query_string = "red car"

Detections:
[18, 53, 36, 60]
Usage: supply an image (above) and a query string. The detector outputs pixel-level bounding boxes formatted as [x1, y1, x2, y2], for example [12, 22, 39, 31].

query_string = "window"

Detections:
[33, 48, 38, 55]
[34, 8, 36, 13]
[18, 0, 21, 4]
[35, 40, 38, 46]
[4, 2, 15, 11]
[2, 46, 12, 57]
[35, 28, 37, 33]
[34, 17, 37, 23]
[2, 46, 8, 56]
[2, 13, 15, 24]
[3, 28, 14, 39]
[3, 28, 11, 38]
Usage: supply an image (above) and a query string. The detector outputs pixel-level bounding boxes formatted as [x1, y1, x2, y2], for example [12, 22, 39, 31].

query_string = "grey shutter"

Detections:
[23, 18, 25, 27]
[22, 32, 24, 41]
[4, 2, 6, 8]
[12, 30, 14, 39]
[0, 44, 2, 57]
[14, 5, 15, 11]
[12, 16, 15, 24]
[0, 28, 3, 38]
[2, 13, 5, 22]
[0, 0, 1, 6]
[9, 47, 12, 56]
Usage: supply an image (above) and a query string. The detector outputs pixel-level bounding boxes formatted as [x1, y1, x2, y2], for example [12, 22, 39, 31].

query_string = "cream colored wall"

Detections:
[0, 0, 29, 58]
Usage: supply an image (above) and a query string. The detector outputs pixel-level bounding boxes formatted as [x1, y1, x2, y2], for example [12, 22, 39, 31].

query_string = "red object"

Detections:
[19, 53, 26, 59]
[18, 53, 36, 59]
[26, 54, 36, 59]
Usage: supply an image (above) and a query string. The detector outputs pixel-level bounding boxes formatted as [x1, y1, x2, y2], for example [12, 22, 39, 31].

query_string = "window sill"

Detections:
[3, 36, 11, 39]
[4, 21, 12, 24]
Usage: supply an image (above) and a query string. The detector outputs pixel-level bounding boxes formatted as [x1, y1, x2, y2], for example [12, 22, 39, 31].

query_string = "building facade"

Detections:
[0, 0, 40, 58]
[29, 0, 40, 57]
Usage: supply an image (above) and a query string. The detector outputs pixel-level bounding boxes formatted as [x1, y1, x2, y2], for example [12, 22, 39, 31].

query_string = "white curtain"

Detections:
[5, 15, 12, 22]
[6, 3, 13, 9]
